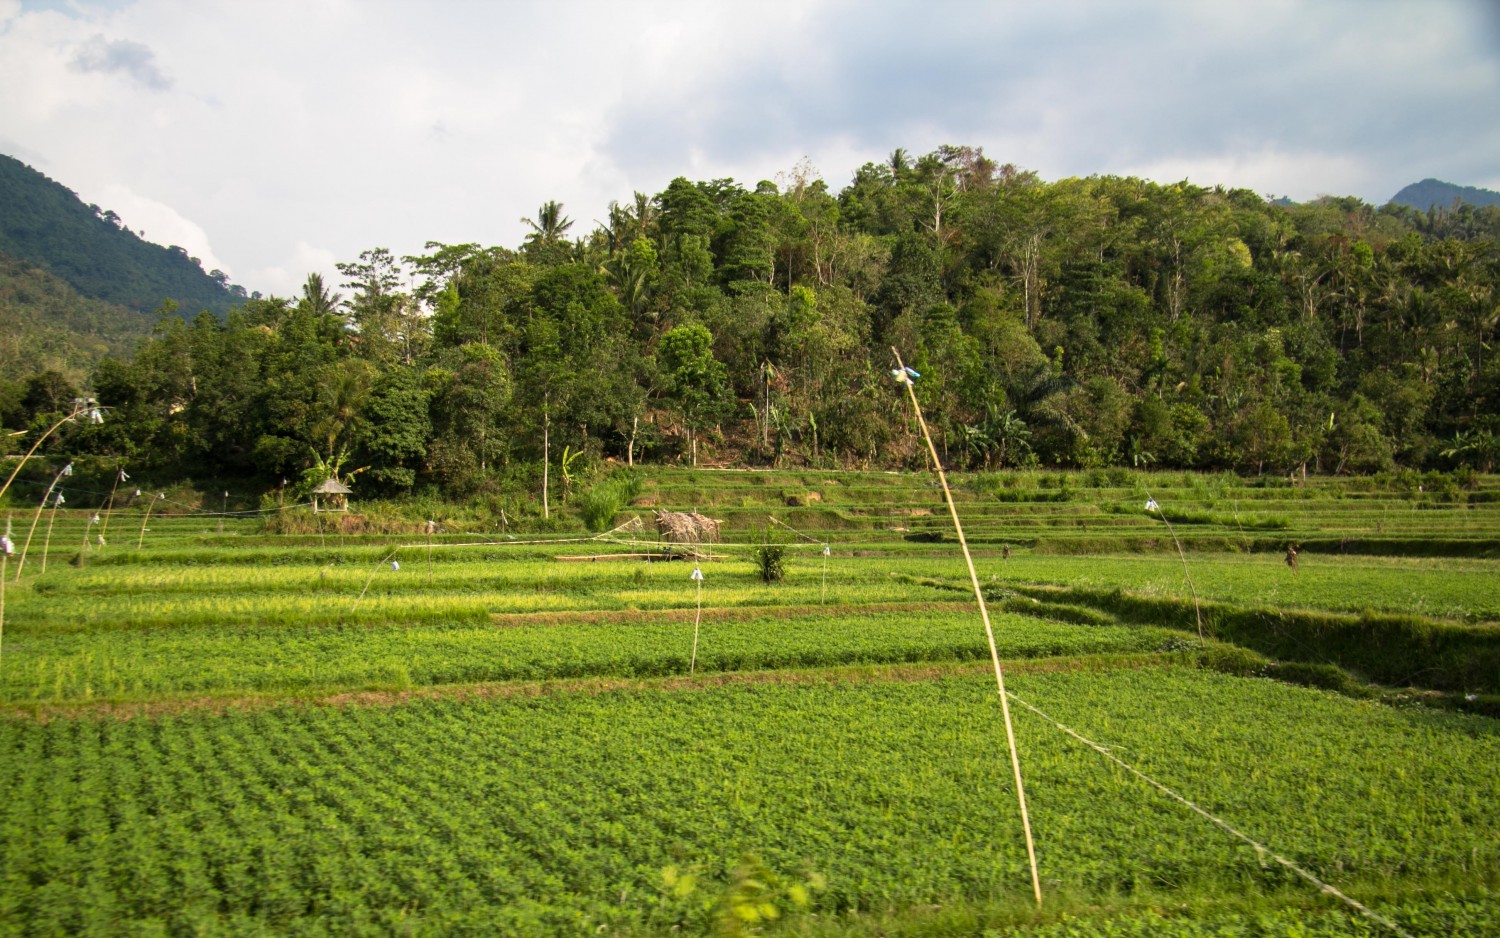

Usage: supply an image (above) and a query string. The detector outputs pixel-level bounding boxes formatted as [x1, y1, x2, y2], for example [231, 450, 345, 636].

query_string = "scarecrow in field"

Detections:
[1284, 543, 1299, 574]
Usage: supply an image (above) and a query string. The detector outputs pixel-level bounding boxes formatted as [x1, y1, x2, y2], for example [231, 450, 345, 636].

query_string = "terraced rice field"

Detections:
[1, 468, 1497, 935]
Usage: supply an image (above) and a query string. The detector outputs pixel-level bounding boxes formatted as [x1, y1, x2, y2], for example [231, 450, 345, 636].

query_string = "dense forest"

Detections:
[5, 146, 1500, 500]
[0, 254, 157, 385]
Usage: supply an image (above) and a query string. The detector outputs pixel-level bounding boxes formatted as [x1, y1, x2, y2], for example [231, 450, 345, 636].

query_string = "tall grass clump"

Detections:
[581, 471, 642, 532]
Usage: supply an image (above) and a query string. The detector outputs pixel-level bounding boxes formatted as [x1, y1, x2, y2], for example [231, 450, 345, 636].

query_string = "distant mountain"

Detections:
[1388, 178, 1500, 212]
[0, 153, 243, 315]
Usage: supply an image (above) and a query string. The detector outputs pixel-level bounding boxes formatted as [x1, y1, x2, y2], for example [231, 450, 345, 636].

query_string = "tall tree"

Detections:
[657, 323, 729, 466]
[336, 248, 413, 364]
[521, 201, 575, 266]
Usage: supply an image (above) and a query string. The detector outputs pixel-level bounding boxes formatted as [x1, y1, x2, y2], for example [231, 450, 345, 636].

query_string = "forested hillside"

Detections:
[8, 147, 1500, 494]
[1391, 178, 1500, 212]
[0, 154, 244, 315]
[0, 254, 157, 385]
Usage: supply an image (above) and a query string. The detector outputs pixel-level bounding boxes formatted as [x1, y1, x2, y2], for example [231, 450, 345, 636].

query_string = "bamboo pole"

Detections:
[1143, 490, 1204, 643]
[137, 493, 162, 550]
[427, 520, 436, 586]
[1, 527, 12, 672]
[85, 469, 117, 551]
[95, 475, 118, 546]
[0, 554, 6, 674]
[766, 517, 832, 604]
[347, 548, 401, 620]
[40, 493, 62, 575]
[892, 347, 1043, 907]
[689, 565, 704, 674]
[821, 543, 829, 605]
[0, 403, 89, 504]
[15, 463, 71, 581]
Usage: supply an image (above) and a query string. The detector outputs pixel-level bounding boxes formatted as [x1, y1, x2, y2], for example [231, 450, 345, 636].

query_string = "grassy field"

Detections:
[1, 467, 1497, 935]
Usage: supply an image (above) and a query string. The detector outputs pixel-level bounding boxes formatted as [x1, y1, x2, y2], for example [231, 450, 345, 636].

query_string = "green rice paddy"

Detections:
[1, 468, 1497, 935]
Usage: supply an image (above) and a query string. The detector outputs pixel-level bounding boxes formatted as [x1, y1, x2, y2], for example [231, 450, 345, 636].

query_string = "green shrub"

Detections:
[753, 543, 786, 583]
[751, 525, 787, 583]
[580, 471, 642, 532]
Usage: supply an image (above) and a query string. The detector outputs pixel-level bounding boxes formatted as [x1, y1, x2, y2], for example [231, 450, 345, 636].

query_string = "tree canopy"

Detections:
[9, 147, 1500, 495]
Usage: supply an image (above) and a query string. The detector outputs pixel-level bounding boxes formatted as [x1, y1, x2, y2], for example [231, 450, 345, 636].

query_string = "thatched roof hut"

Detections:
[311, 477, 353, 513]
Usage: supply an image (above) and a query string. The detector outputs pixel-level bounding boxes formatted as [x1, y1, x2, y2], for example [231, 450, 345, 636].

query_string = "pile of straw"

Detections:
[654, 510, 722, 545]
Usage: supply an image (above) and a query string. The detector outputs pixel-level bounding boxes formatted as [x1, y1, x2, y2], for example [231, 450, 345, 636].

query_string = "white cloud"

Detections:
[1116, 149, 1377, 203]
[253, 241, 339, 299]
[96, 183, 227, 274]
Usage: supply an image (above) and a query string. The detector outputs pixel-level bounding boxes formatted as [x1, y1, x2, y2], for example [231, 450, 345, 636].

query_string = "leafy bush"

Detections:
[753, 543, 786, 583]
[752, 526, 786, 583]
[580, 471, 642, 532]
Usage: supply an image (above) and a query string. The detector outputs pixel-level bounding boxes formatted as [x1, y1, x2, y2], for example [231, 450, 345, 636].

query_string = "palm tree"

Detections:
[299, 272, 340, 315]
[631, 191, 658, 241]
[605, 252, 652, 327]
[521, 200, 573, 246]
[1004, 363, 1083, 457]
[312, 360, 374, 462]
[601, 202, 631, 253]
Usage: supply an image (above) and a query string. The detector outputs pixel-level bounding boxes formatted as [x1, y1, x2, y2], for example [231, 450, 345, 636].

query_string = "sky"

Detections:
[2, 0, 1498, 298]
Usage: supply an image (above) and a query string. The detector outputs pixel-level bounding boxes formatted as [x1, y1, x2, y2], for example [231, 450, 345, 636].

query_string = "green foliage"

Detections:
[658, 324, 729, 421]
[355, 366, 431, 494]
[1, 669, 1497, 933]
[0, 254, 158, 386]
[12, 148, 1500, 495]
[295, 446, 364, 499]
[0, 154, 242, 313]
[579, 471, 641, 532]
[751, 541, 786, 584]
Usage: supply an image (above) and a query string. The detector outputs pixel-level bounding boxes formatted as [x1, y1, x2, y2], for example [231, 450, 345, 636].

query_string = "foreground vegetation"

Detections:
[4, 670, 1497, 936]
[1, 467, 1496, 935]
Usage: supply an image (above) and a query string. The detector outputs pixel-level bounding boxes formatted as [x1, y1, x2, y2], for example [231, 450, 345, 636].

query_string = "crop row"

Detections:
[1, 667, 1495, 935]
[17, 551, 1500, 631]
[0, 607, 1184, 705]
